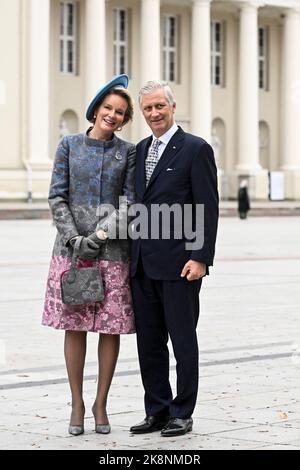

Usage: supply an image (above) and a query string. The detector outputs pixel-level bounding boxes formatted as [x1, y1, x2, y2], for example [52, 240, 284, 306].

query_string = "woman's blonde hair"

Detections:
[93, 88, 134, 126]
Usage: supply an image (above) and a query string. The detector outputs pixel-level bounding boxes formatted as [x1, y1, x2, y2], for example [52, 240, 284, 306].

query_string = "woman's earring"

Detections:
[117, 126, 123, 132]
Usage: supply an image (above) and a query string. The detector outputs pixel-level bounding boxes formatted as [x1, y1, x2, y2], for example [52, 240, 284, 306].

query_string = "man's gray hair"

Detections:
[138, 80, 176, 108]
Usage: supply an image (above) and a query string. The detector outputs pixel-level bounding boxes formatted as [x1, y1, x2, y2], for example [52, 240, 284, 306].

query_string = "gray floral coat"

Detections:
[42, 132, 136, 334]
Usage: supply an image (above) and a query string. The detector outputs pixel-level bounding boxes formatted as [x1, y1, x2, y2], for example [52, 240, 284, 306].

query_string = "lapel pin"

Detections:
[115, 151, 122, 160]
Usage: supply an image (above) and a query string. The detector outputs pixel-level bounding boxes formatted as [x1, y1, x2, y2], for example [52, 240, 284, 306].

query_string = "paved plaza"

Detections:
[0, 216, 300, 450]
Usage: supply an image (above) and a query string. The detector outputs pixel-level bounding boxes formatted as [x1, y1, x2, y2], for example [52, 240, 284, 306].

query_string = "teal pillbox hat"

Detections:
[86, 74, 129, 122]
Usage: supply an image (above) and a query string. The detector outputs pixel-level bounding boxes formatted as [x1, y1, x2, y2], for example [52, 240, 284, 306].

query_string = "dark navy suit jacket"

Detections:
[130, 127, 219, 280]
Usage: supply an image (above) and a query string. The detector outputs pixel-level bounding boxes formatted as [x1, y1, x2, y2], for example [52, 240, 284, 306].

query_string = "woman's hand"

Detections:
[69, 233, 107, 259]
[70, 236, 99, 259]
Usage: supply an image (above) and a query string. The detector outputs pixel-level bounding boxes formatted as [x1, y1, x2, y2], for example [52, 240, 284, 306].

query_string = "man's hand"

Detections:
[95, 229, 108, 241]
[88, 231, 108, 244]
[181, 260, 206, 281]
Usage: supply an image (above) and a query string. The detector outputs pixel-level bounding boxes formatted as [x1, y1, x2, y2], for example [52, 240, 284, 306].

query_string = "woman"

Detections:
[42, 74, 135, 436]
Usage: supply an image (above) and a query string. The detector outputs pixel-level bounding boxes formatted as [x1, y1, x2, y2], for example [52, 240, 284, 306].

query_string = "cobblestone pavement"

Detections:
[0, 216, 300, 450]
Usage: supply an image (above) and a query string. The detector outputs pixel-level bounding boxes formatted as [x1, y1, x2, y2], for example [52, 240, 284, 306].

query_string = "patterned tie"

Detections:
[145, 138, 162, 186]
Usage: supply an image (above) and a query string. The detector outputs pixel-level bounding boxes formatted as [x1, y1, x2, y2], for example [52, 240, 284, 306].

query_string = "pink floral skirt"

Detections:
[42, 256, 135, 334]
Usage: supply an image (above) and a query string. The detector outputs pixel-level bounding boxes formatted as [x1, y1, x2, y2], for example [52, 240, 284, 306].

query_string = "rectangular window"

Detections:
[60, 1, 77, 74]
[113, 8, 128, 75]
[258, 26, 268, 90]
[163, 15, 178, 83]
[211, 21, 224, 87]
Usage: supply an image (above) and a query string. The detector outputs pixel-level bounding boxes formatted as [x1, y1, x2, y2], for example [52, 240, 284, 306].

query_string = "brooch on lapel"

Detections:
[115, 151, 123, 161]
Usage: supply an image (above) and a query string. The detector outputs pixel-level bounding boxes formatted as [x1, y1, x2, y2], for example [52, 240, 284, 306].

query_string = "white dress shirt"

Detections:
[151, 122, 179, 159]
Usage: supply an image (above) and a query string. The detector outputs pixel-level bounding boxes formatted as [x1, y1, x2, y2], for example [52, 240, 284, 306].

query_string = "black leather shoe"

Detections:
[130, 416, 169, 434]
[161, 417, 193, 437]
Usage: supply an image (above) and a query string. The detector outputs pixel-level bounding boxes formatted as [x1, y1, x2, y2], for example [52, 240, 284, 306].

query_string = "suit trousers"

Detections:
[131, 260, 202, 419]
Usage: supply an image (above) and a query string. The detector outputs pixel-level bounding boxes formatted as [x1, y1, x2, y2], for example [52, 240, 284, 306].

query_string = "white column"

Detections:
[281, 9, 300, 170]
[29, 0, 51, 164]
[236, 2, 260, 171]
[85, 0, 106, 111]
[191, 0, 212, 142]
[139, 0, 161, 137]
[140, 0, 160, 84]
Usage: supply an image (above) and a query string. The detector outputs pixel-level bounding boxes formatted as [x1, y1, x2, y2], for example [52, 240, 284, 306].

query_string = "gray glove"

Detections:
[69, 234, 106, 260]
[87, 232, 107, 247]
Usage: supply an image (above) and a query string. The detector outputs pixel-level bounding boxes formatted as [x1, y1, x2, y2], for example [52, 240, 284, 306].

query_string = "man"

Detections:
[130, 81, 218, 437]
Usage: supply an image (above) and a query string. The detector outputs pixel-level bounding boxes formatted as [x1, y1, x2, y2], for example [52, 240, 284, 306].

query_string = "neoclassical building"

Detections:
[1, 0, 300, 200]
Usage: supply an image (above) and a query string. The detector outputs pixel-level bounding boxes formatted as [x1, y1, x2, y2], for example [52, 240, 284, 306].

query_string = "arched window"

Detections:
[59, 110, 79, 138]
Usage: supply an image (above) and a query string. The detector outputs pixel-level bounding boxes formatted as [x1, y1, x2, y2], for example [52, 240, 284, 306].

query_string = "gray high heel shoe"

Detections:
[95, 423, 111, 434]
[92, 406, 111, 434]
[68, 404, 85, 436]
[68, 424, 84, 436]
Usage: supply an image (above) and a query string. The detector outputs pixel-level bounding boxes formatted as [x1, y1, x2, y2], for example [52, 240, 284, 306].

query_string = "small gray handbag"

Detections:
[61, 236, 104, 305]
